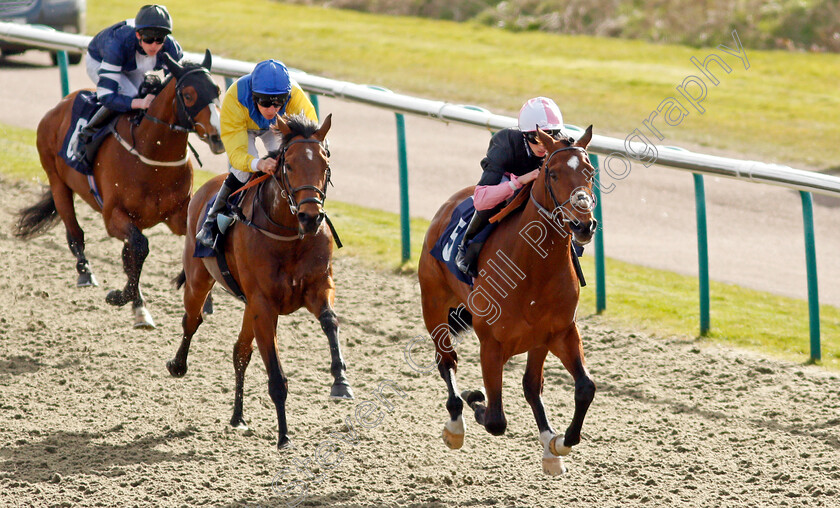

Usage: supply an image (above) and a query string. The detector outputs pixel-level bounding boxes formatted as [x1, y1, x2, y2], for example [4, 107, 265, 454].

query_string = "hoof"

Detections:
[442, 427, 464, 450]
[230, 417, 249, 430]
[166, 359, 187, 378]
[133, 306, 155, 329]
[549, 436, 572, 457]
[330, 382, 354, 400]
[77, 272, 99, 287]
[442, 415, 465, 450]
[542, 457, 567, 476]
[277, 436, 293, 450]
[106, 290, 128, 307]
[460, 389, 485, 407]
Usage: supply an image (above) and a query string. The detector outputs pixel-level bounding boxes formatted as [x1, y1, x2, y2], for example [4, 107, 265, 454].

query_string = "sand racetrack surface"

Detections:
[1, 176, 839, 508]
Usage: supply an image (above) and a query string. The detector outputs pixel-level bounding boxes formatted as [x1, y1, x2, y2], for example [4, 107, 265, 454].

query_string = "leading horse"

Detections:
[166, 113, 353, 449]
[418, 126, 598, 475]
[14, 50, 225, 328]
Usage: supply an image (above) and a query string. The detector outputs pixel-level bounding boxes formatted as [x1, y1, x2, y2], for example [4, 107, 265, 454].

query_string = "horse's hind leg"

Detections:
[422, 304, 469, 449]
[49, 180, 97, 287]
[548, 325, 596, 455]
[523, 346, 566, 476]
[167, 264, 214, 378]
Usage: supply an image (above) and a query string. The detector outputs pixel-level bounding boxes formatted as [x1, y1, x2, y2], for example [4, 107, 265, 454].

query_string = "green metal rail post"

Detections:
[799, 191, 821, 361]
[57, 50, 70, 97]
[589, 154, 606, 313]
[395, 112, 411, 262]
[693, 173, 710, 336]
[309, 93, 320, 119]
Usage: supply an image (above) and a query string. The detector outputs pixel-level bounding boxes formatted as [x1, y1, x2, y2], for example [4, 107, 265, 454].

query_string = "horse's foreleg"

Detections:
[467, 341, 507, 436]
[230, 315, 255, 430]
[104, 222, 152, 328]
[523, 347, 567, 475]
[49, 180, 97, 287]
[252, 301, 290, 449]
[431, 324, 465, 450]
[549, 325, 596, 453]
[318, 308, 354, 400]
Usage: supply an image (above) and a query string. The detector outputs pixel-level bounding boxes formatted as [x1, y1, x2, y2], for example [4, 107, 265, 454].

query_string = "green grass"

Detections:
[87, 0, 840, 170]
[3, 120, 838, 370]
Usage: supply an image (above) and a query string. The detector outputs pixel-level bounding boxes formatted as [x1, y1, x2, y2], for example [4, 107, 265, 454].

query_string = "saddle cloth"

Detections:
[59, 92, 111, 174]
[429, 197, 496, 285]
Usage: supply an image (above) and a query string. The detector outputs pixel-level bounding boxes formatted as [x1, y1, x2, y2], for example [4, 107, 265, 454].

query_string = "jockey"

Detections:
[72, 4, 183, 164]
[195, 58, 318, 248]
[455, 97, 567, 277]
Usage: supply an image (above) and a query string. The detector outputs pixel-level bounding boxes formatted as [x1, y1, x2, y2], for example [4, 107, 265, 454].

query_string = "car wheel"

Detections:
[50, 51, 83, 66]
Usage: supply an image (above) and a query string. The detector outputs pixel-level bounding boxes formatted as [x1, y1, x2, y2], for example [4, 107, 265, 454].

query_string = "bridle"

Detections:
[141, 67, 217, 134]
[529, 145, 595, 223]
[274, 137, 332, 216]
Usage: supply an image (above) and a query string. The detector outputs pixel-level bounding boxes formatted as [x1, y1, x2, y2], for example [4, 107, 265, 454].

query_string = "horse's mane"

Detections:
[276, 114, 320, 145]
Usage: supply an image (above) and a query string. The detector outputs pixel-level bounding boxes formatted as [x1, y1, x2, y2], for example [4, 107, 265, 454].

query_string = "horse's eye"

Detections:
[549, 170, 558, 181]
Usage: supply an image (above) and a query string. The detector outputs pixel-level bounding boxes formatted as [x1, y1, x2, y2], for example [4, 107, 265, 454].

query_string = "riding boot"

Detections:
[196, 175, 244, 248]
[455, 210, 491, 278]
[75, 106, 117, 164]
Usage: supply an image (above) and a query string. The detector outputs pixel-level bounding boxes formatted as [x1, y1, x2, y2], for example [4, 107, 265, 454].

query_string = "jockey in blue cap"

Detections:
[195, 59, 318, 248]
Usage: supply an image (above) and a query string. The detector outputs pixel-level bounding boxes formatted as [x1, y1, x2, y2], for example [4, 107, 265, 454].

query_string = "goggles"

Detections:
[254, 94, 290, 109]
[524, 129, 563, 145]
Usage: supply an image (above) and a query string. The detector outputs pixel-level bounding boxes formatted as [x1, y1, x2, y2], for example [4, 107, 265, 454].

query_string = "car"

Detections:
[0, 0, 86, 65]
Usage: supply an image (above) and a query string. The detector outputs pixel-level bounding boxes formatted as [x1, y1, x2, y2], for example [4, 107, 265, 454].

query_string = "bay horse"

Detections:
[166, 113, 353, 449]
[418, 126, 598, 475]
[14, 50, 224, 328]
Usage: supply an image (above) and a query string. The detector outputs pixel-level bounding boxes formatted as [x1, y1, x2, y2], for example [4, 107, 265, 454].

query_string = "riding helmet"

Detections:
[135, 4, 173, 35]
[518, 97, 564, 133]
[251, 59, 292, 97]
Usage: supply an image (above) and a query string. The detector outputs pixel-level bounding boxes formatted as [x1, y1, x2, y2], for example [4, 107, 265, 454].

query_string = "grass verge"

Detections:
[4, 122, 837, 371]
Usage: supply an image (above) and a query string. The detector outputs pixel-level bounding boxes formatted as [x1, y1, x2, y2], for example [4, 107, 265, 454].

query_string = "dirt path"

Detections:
[1, 51, 839, 310]
[1, 175, 839, 507]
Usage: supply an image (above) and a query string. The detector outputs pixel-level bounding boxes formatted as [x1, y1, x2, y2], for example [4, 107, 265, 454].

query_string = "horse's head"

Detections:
[271, 113, 333, 235]
[536, 125, 598, 245]
[161, 50, 225, 154]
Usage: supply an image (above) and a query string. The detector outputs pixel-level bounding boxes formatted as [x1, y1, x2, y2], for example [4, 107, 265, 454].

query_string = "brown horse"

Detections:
[166, 113, 353, 449]
[14, 50, 224, 328]
[418, 126, 598, 475]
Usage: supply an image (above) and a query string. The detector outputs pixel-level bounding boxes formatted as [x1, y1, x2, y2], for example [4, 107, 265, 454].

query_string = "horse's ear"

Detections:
[201, 49, 212, 71]
[575, 125, 593, 149]
[161, 52, 184, 79]
[535, 127, 554, 147]
[314, 113, 332, 141]
[272, 114, 292, 137]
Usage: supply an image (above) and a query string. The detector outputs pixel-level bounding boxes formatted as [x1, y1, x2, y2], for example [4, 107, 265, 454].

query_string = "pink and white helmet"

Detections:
[517, 97, 564, 133]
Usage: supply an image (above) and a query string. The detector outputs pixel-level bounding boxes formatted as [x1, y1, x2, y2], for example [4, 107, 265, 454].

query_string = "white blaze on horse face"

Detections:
[567, 156, 580, 171]
[305, 147, 314, 161]
[209, 99, 221, 134]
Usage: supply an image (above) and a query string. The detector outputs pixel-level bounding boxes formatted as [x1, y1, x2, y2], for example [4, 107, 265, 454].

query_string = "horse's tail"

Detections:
[172, 269, 187, 289]
[14, 188, 60, 240]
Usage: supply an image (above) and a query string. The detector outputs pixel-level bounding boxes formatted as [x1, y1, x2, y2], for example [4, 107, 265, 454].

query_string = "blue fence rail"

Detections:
[2, 21, 839, 361]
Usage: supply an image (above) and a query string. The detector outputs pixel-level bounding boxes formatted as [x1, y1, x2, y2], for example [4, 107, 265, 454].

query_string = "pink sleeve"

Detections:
[473, 175, 522, 211]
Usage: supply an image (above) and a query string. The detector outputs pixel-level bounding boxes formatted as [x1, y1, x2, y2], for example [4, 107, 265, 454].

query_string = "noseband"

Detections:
[274, 137, 331, 216]
[142, 67, 216, 134]
[529, 146, 595, 223]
